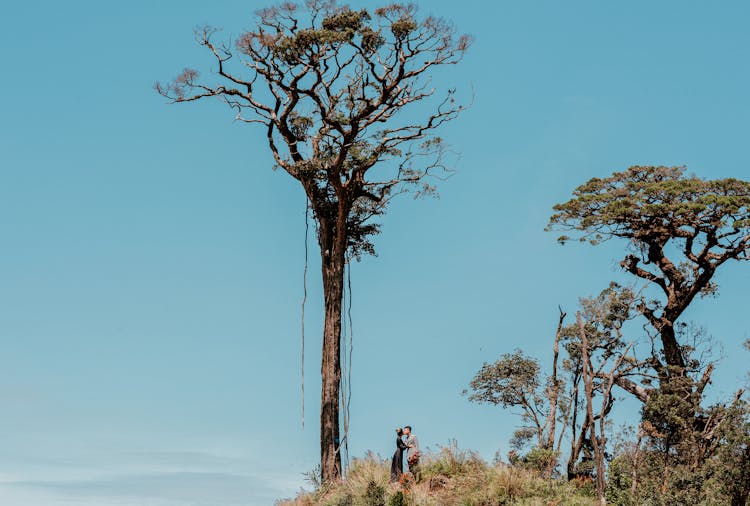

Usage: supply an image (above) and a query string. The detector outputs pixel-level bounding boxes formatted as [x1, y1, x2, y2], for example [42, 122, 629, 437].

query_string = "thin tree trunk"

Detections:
[318, 213, 347, 483]
[578, 312, 606, 505]
[567, 371, 583, 481]
[545, 309, 565, 449]
[630, 426, 643, 498]
[543, 309, 566, 478]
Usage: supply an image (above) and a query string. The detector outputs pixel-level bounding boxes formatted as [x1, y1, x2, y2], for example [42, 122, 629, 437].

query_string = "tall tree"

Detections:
[548, 166, 750, 391]
[156, 1, 470, 482]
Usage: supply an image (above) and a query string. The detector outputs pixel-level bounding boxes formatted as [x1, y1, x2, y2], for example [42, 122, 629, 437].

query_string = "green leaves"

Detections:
[390, 17, 417, 40]
[465, 350, 541, 408]
[547, 165, 750, 246]
[359, 27, 385, 54]
[548, 165, 750, 376]
[321, 8, 369, 34]
[268, 8, 384, 65]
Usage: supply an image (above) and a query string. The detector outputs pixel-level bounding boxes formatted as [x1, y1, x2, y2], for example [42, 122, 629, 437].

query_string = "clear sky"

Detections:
[2, 1, 750, 505]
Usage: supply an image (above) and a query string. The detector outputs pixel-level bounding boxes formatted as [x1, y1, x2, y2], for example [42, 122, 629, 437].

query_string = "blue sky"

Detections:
[2, 1, 750, 504]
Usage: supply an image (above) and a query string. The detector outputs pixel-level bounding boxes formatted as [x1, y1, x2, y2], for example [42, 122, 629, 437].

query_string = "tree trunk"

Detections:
[630, 427, 643, 498]
[578, 313, 606, 505]
[545, 309, 565, 450]
[543, 309, 565, 478]
[567, 371, 583, 481]
[658, 321, 685, 373]
[318, 213, 347, 484]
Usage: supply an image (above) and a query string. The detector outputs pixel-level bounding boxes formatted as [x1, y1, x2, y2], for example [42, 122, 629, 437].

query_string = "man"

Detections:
[403, 425, 420, 480]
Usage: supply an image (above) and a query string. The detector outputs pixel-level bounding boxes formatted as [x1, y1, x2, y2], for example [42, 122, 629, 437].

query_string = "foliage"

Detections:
[277, 447, 598, 506]
[712, 399, 750, 505]
[465, 350, 541, 408]
[157, 1, 472, 259]
[463, 349, 567, 478]
[463, 262, 749, 504]
[387, 491, 405, 506]
[544, 165, 750, 503]
[278, 421, 748, 505]
[606, 397, 750, 506]
[363, 480, 386, 506]
[548, 165, 750, 248]
[548, 165, 750, 382]
[509, 447, 560, 475]
[419, 441, 486, 478]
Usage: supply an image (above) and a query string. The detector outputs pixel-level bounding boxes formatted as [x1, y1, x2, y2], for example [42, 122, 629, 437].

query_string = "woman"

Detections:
[390, 428, 407, 482]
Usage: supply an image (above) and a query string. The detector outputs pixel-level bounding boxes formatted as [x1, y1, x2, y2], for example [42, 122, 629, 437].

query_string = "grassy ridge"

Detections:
[278, 445, 597, 506]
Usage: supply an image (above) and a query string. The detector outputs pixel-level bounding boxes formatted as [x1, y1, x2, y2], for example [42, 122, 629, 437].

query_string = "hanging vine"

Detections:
[339, 256, 354, 473]
[300, 198, 309, 430]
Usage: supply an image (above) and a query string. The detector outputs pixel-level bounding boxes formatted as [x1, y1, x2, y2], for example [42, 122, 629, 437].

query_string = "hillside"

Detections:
[277, 445, 597, 506]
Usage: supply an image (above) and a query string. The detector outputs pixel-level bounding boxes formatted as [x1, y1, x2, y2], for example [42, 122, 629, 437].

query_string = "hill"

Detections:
[277, 445, 596, 506]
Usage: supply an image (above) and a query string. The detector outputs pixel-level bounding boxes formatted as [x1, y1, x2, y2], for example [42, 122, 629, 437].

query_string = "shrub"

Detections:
[362, 481, 386, 506]
[387, 491, 405, 506]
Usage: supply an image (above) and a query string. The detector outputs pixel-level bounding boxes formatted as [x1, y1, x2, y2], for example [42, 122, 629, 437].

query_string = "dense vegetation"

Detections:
[464, 166, 750, 505]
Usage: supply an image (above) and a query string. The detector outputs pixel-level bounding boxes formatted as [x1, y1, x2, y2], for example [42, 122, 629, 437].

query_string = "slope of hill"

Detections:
[277, 445, 596, 506]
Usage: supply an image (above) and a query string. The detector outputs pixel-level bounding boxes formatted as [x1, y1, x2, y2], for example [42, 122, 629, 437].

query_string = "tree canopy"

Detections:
[548, 166, 750, 374]
[157, 1, 471, 258]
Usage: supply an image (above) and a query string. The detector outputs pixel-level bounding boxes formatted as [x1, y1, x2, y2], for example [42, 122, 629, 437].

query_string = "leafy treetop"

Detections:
[548, 166, 750, 372]
[157, 1, 471, 258]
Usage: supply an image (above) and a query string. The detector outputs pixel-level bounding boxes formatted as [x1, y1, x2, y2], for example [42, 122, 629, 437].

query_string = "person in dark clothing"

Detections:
[390, 428, 407, 482]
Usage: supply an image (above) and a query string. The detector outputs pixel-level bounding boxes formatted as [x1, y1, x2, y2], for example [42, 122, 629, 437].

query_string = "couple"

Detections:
[390, 425, 420, 482]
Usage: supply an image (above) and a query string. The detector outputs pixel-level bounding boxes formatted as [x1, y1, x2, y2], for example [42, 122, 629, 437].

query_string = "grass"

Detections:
[277, 443, 597, 506]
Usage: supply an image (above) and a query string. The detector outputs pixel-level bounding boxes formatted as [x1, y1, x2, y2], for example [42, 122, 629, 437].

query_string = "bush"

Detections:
[420, 441, 487, 479]
[387, 491, 405, 506]
[363, 481, 385, 506]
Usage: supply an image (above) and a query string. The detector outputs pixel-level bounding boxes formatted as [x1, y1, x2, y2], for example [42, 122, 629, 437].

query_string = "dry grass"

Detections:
[277, 444, 597, 506]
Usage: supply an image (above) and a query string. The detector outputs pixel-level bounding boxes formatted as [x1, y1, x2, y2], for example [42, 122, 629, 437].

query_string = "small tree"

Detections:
[548, 166, 750, 394]
[561, 283, 638, 482]
[466, 285, 638, 482]
[465, 350, 547, 446]
[157, 2, 470, 482]
[465, 312, 568, 477]
[576, 310, 634, 505]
